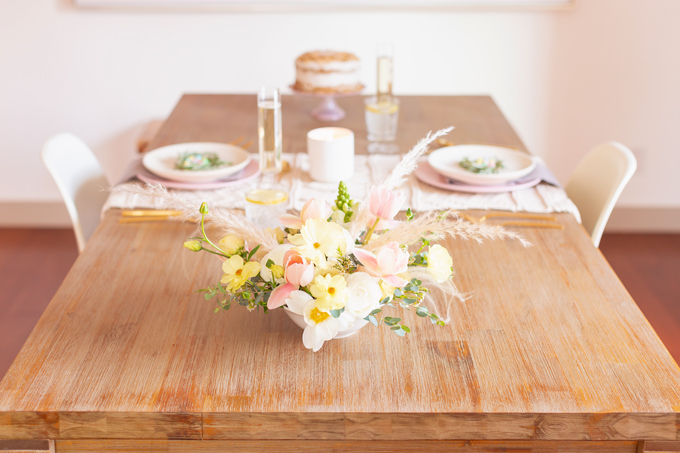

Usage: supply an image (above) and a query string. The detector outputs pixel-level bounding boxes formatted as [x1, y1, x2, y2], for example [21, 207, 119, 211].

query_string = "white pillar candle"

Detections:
[307, 127, 354, 183]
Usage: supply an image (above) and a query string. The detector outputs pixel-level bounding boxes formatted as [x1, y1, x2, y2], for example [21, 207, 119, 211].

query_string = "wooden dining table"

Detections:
[1, 94, 679, 453]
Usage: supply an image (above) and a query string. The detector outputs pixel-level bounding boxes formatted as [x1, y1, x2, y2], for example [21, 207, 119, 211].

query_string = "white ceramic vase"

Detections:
[283, 307, 369, 339]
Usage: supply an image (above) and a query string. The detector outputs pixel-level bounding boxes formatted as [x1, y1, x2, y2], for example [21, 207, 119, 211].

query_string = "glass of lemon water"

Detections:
[365, 96, 400, 154]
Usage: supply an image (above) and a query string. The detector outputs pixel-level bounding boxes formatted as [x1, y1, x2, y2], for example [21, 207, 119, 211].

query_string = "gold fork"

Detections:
[460, 212, 564, 229]
[121, 210, 183, 217]
[229, 136, 245, 146]
[119, 210, 200, 224]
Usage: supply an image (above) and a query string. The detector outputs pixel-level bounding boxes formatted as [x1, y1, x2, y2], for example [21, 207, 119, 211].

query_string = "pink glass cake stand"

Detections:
[290, 86, 363, 122]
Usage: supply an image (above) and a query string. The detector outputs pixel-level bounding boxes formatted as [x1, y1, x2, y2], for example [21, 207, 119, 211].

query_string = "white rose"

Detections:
[427, 244, 453, 283]
[344, 272, 382, 319]
[259, 244, 294, 283]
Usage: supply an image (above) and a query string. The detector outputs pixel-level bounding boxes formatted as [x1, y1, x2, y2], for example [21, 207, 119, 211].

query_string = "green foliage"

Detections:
[460, 156, 504, 174]
[334, 181, 354, 223]
[175, 152, 228, 171]
[333, 249, 357, 273]
[362, 277, 445, 336]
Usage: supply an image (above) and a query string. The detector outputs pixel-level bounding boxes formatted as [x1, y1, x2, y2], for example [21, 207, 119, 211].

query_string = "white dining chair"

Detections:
[565, 141, 637, 248]
[41, 133, 110, 253]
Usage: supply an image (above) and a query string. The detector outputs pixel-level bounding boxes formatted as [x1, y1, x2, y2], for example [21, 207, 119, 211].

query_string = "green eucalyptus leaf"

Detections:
[416, 306, 429, 317]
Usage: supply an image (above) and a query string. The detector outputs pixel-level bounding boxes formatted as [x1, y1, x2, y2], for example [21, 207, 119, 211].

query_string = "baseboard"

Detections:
[0, 201, 72, 228]
[0, 202, 679, 232]
[605, 207, 680, 233]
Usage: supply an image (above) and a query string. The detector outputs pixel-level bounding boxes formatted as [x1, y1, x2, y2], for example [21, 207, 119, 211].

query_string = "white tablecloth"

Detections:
[104, 154, 580, 222]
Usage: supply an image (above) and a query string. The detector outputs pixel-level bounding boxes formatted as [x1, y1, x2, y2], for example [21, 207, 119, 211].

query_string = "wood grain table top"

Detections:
[1, 95, 679, 443]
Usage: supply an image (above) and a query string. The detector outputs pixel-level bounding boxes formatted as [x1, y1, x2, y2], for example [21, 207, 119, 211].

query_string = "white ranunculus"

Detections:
[427, 244, 453, 283]
[259, 244, 294, 283]
[344, 272, 382, 319]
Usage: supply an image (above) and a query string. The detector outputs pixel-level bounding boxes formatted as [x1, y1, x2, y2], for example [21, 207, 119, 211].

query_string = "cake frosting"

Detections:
[293, 51, 363, 94]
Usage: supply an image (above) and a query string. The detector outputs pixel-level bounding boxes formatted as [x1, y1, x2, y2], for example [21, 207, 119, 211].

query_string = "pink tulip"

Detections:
[353, 242, 409, 288]
[368, 185, 405, 221]
[279, 198, 333, 229]
[267, 283, 295, 309]
[283, 249, 315, 287]
[268, 250, 315, 310]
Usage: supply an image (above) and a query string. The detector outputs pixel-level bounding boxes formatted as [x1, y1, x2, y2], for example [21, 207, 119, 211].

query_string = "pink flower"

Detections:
[267, 250, 315, 310]
[267, 283, 296, 309]
[283, 249, 314, 287]
[368, 185, 405, 221]
[352, 242, 409, 288]
[279, 198, 333, 230]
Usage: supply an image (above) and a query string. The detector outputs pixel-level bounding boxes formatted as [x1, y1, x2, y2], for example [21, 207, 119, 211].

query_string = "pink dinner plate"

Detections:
[415, 161, 541, 193]
[137, 159, 260, 190]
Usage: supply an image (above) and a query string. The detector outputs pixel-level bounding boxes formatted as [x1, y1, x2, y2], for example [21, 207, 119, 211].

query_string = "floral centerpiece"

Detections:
[118, 127, 528, 352]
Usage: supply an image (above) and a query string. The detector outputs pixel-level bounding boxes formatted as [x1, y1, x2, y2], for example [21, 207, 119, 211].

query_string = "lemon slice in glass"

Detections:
[245, 188, 288, 205]
[365, 101, 400, 114]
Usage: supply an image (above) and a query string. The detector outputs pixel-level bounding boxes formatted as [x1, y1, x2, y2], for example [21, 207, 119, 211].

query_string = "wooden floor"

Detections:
[0, 229, 678, 379]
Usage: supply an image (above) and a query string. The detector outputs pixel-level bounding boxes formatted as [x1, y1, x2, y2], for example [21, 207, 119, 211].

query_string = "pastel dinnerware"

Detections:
[307, 127, 354, 183]
[142, 142, 251, 183]
[415, 160, 541, 194]
[428, 145, 536, 186]
[136, 159, 261, 190]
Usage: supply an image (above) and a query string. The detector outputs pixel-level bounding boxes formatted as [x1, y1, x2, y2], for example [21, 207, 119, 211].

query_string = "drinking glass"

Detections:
[365, 96, 400, 154]
[246, 87, 287, 228]
[376, 42, 394, 103]
[245, 188, 288, 230]
[258, 87, 283, 184]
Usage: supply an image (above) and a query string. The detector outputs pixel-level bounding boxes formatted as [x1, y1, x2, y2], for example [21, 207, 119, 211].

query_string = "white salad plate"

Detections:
[142, 142, 251, 183]
[427, 145, 536, 186]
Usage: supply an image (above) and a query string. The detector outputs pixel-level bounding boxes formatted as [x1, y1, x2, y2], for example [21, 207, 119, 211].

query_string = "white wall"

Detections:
[0, 0, 678, 209]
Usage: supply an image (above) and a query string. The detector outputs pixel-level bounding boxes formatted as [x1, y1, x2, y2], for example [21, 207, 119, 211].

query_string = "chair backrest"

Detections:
[41, 133, 110, 253]
[565, 141, 637, 247]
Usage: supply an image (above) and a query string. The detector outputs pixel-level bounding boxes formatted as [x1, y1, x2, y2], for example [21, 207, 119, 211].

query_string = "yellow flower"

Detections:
[183, 240, 201, 252]
[265, 227, 286, 244]
[221, 255, 261, 292]
[309, 274, 349, 311]
[270, 264, 285, 280]
[288, 218, 346, 266]
[427, 244, 453, 283]
[218, 234, 244, 255]
[379, 279, 395, 302]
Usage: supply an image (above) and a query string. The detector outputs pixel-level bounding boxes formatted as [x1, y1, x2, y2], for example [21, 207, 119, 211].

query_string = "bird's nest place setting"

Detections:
[114, 127, 530, 352]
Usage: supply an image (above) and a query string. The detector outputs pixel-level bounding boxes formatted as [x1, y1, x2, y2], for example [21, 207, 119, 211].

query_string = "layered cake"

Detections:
[293, 51, 363, 94]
